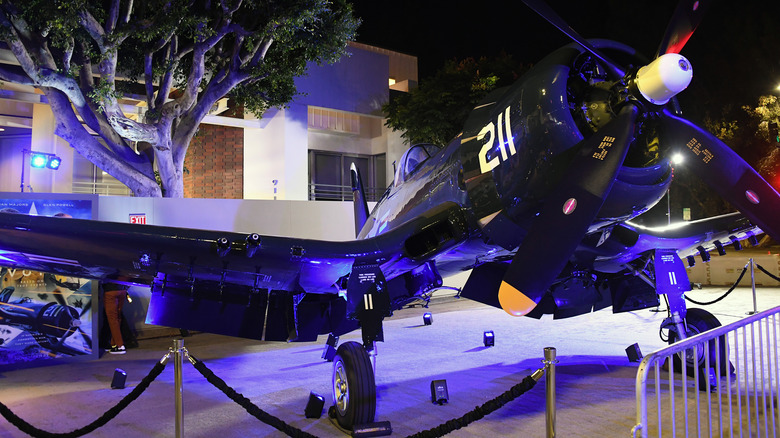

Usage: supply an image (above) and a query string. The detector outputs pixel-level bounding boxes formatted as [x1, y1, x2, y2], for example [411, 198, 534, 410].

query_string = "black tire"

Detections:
[331, 341, 376, 430]
[668, 308, 730, 377]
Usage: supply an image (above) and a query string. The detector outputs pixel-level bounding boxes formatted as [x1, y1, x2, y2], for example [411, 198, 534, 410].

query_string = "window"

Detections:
[309, 151, 386, 201]
[395, 143, 441, 185]
[308, 107, 360, 135]
[71, 153, 132, 196]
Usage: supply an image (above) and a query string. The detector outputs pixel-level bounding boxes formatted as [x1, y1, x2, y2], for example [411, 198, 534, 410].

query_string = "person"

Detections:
[102, 282, 128, 354]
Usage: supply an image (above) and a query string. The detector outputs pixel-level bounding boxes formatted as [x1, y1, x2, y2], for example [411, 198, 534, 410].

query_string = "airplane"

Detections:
[0, 0, 779, 431]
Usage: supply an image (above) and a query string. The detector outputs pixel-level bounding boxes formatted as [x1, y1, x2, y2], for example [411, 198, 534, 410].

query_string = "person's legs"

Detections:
[104, 289, 125, 349]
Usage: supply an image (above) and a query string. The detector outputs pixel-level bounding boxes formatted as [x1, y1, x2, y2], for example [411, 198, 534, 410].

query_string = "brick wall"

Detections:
[183, 124, 243, 199]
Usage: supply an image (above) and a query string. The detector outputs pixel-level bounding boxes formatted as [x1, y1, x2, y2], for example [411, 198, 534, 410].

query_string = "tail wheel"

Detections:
[668, 308, 730, 377]
[331, 341, 376, 430]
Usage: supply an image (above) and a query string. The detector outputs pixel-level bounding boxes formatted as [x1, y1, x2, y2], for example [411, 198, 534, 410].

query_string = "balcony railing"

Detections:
[72, 181, 133, 196]
[308, 183, 385, 202]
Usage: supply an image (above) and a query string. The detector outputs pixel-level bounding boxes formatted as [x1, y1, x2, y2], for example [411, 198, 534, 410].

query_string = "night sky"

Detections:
[351, 0, 780, 114]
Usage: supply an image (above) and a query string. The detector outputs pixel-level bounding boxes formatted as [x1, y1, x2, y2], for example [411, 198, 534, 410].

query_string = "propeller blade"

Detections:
[521, 0, 625, 78]
[655, 0, 710, 57]
[660, 111, 780, 241]
[499, 104, 640, 316]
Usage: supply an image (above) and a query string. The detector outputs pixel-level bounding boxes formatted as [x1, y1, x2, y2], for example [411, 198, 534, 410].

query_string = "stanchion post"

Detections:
[748, 258, 758, 315]
[544, 347, 557, 438]
[173, 338, 184, 438]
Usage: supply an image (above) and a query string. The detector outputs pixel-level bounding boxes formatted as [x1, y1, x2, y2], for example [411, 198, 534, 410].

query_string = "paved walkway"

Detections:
[0, 286, 778, 437]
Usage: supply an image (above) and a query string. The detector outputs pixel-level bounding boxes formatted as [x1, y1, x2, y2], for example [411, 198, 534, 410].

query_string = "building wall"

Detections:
[0, 136, 30, 192]
[184, 124, 244, 199]
[293, 45, 389, 115]
[0, 43, 416, 201]
[243, 105, 310, 200]
[243, 43, 415, 200]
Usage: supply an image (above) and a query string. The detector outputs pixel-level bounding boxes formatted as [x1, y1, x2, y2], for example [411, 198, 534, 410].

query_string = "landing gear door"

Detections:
[346, 263, 390, 349]
[654, 249, 691, 317]
[654, 249, 691, 294]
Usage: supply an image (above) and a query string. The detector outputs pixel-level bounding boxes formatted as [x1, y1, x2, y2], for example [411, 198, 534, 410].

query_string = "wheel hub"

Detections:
[333, 360, 349, 415]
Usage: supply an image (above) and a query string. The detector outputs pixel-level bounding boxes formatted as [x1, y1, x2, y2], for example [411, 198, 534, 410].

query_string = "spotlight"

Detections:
[483, 330, 495, 347]
[30, 153, 48, 168]
[29, 151, 62, 170]
[686, 255, 696, 268]
[423, 312, 433, 325]
[304, 392, 325, 418]
[111, 368, 127, 389]
[46, 156, 61, 169]
[625, 343, 643, 362]
[430, 379, 449, 404]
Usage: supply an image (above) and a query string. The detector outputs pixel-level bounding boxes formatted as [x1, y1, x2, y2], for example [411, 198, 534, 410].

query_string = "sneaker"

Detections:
[108, 345, 126, 355]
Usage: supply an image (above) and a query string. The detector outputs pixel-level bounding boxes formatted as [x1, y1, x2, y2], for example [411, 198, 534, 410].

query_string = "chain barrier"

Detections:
[756, 263, 780, 282]
[0, 353, 171, 438]
[185, 351, 318, 438]
[1, 342, 549, 438]
[405, 368, 545, 438]
[684, 265, 747, 306]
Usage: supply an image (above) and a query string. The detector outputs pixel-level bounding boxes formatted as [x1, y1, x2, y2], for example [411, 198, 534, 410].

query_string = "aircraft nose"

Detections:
[635, 53, 693, 105]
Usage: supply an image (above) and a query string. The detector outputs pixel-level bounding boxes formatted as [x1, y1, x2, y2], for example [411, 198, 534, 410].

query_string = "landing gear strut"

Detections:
[666, 307, 730, 377]
[330, 341, 376, 430]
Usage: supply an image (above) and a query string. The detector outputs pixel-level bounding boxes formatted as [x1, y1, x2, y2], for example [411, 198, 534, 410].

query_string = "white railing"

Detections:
[633, 306, 780, 437]
[307, 183, 384, 202]
[72, 181, 132, 196]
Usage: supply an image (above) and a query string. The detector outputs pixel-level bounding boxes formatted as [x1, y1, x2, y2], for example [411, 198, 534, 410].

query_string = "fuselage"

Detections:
[360, 40, 673, 280]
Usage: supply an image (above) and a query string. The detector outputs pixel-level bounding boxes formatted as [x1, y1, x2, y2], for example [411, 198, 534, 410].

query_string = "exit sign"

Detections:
[129, 213, 147, 224]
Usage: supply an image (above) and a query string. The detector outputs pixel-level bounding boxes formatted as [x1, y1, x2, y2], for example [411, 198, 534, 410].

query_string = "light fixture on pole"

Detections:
[666, 152, 685, 225]
[20, 149, 63, 192]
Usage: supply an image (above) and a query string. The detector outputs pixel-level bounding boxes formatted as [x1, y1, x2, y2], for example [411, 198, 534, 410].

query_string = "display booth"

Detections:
[0, 193, 98, 369]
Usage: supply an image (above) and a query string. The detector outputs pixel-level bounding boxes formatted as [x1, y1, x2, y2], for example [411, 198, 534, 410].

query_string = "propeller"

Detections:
[521, 0, 625, 79]
[499, 104, 639, 315]
[501, 0, 779, 316]
[660, 111, 780, 241]
[655, 0, 710, 57]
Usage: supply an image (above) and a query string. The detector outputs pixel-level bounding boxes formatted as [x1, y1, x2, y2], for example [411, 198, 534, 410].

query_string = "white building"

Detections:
[0, 42, 418, 201]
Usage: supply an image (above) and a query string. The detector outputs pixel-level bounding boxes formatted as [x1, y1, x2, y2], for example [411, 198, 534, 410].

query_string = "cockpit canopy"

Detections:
[394, 143, 442, 186]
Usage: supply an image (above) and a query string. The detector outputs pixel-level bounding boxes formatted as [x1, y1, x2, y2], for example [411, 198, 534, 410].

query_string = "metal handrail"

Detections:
[72, 181, 132, 196]
[308, 183, 385, 202]
[633, 305, 780, 436]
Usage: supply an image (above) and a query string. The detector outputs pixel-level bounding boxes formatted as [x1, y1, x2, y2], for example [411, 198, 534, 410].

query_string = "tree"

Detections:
[383, 54, 529, 147]
[0, 0, 358, 197]
[744, 95, 780, 187]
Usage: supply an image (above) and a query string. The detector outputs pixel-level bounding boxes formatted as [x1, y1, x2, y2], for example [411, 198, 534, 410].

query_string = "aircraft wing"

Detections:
[0, 203, 469, 342]
[0, 201, 468, 291]
[592, 212, 762, 271]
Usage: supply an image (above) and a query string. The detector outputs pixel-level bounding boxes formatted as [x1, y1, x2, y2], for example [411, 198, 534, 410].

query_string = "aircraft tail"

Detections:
[350, 163, 370, 237]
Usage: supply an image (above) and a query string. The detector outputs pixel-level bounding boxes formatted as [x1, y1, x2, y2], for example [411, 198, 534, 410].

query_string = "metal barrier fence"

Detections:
[632, 306, 780, 437]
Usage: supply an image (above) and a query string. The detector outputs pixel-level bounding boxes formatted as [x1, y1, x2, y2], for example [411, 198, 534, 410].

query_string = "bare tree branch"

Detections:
[121, 0, 134, 25]
[77, 9, 107, 51]
[62, 37, 74, 72]
[106, 0, 121, 34]
[154, 37, 178, 111]
[0, 64, 34, 85]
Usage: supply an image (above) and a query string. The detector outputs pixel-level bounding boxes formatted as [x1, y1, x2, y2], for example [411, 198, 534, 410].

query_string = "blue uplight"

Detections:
[30, 153, 48, 168]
